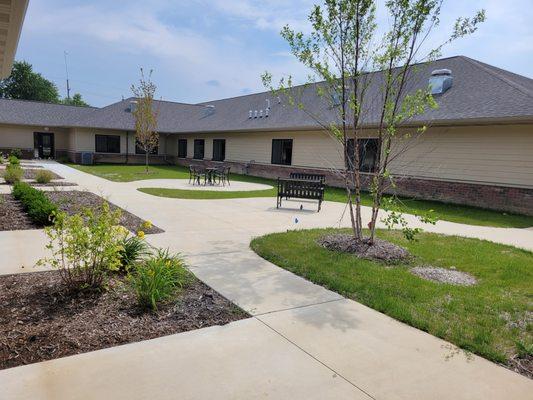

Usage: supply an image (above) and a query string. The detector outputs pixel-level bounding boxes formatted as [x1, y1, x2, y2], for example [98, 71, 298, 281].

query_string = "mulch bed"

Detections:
[0, 194, 39, 231]
[45, 191, 164, 234]
[29, 181, 78, 187]
[317, 233, 410, 263]
[0, 270, 248, 370]
[22, 169, 63, 180]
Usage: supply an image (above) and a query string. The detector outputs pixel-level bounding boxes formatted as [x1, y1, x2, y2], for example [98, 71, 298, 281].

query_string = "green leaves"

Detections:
[38, 201, 126, 290]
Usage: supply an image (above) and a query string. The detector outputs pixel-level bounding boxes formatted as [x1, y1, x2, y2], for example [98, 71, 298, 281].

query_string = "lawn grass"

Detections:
[250, 228, 533, 370]
[69, 163, 533, 228]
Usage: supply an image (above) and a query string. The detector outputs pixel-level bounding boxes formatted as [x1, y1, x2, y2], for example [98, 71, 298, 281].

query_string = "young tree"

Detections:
[131, 69, 159, 173]
[264, 0, 484, 244]
[0, 60, 60, 103]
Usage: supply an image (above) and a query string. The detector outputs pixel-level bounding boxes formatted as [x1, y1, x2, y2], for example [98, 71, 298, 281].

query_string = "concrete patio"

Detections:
[0, 161, 531, 399]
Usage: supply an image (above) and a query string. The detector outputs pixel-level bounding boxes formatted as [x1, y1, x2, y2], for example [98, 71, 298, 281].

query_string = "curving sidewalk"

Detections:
[1, 161, 531, 399]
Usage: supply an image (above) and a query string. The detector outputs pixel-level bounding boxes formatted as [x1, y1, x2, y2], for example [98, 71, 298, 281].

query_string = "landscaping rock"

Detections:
[410, 266, 477, 286]
[317, 233, 410, 263]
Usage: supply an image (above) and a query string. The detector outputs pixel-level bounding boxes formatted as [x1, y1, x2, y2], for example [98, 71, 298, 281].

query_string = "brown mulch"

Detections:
[45, 191, 164, 234]
[317, 233, 410, 263]
[508, 355, 533, 379]
[0, 194, 39, 231]
[29, 181, 78, 187]
[0, 270, 249, 370]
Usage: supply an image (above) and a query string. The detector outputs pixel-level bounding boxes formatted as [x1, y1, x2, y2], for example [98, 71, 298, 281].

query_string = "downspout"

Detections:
[126, 131, 129, 164]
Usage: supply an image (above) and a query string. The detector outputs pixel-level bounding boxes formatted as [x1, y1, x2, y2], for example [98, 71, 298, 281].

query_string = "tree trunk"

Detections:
[145, 152, 149, 174]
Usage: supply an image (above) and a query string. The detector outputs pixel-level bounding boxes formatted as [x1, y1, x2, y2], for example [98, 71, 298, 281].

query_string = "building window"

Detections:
[194, 139, 205, 159]
[347, 138, 379, 172]
[271, 139, 293, 165]
[177, 139, 188, 158]
[135, 139, 158, 155]
[95, 135, 120, 153]
[212, 139, 226, 161]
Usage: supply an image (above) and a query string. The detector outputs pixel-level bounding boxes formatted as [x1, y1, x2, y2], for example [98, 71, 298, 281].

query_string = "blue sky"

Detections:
[15, 0, 533, 107]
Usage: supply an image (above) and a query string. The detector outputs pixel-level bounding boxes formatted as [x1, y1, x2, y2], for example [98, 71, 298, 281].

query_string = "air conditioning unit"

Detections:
[81, 152, 94, 165]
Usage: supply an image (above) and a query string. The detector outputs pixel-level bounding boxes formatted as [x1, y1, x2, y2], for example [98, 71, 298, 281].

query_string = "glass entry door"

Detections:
[34, 132, 55, 159]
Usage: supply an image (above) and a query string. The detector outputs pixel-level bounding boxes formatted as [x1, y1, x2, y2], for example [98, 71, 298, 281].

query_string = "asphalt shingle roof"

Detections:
[1, 56, 532, 133]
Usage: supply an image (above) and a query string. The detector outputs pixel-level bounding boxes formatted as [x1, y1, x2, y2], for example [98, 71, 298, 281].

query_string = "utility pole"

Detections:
[64, 51, 71, 100]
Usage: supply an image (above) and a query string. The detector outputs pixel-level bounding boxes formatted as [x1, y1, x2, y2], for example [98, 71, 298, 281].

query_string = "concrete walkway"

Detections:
[0, 161, 531, 399]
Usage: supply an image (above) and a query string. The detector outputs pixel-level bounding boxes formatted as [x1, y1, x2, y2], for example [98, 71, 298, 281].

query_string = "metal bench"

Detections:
[277, 178, 325, 212]
[289, 172, 326, 184]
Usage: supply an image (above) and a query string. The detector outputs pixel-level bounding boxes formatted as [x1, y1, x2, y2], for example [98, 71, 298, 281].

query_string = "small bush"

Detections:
[38, 202, 126, 290]
[8, 155, 20, 165]
[3, 164, 23, 184]
[129, 249, 189, 311]
[35, 169, 54, 184]
[12, 182, 58, 225]
[10, 149, 22, 159]
[118, 235, 150, 272]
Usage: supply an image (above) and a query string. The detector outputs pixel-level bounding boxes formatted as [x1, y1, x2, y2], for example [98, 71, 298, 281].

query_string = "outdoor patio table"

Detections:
[205, 167, 218, 185]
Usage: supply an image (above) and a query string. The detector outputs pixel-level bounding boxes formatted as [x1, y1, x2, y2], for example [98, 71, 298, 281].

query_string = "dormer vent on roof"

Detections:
[203, 104, 215, 117]
[128, 100, 138, 113]
[429, 69, 453, 95]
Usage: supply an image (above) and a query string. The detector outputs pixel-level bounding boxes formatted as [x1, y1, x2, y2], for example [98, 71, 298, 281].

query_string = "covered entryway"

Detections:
[33, 132, 55, 159]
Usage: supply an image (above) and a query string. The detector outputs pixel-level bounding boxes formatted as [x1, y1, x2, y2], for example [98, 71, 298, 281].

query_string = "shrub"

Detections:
[118, 235, 150, 272]
[35, 169, 54, 184]
[129, 249, 189, 311]
[8, 155, 20, 165]
[3, 164, 23, 184]
[12, 182, 58, 225]
[38, 202, 126, 290]
[10, 149, 22, 159]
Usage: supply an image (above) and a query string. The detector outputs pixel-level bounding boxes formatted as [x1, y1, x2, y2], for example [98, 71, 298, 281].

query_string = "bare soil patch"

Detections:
[318, 233, 410, 262]
[0, 270, 249, 370]
[410, 266, 477, 286]
[46, 191, 164, 234]
[0, 194, 39, 231]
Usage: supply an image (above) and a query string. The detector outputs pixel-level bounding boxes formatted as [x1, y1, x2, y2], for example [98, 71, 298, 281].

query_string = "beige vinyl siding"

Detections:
[173, 124, 533, 189]
[70, 128, 166, 155]
[388, 124, 533, 188]
[175, 131, 344, 168]
[0, 124, 69, 151]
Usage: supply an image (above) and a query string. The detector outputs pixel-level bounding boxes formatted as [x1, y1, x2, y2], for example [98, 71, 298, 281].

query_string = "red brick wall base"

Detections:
[175, 158, 533, 216]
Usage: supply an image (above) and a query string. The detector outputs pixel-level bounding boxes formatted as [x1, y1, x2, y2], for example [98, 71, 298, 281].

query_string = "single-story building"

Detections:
[0, 56, 532, 215]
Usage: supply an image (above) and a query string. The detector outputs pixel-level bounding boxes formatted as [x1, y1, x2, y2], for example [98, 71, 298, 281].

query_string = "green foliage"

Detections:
[380, 196, 436, 241]
[38, 202, 126, 290]
[129, 249, 189, 311]
[3, 164, 23, 184]
[266, 0, 485, 244]
[0, 61, 60, 103]
[8, 154, 20, 165]
[10, 149, 22, 159]
[61, 93, 90, 107]
[35, 169, 54, 184]
[118, 235, 150, 272]
[12, 182, 58, 225]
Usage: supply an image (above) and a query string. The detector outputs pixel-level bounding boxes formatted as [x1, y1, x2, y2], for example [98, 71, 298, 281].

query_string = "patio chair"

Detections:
[189, 165, 207, 185]
[214, 166, 231, 186]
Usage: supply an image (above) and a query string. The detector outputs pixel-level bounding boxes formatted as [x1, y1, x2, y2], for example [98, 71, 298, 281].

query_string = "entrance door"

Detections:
[34, 132, 55, 159]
